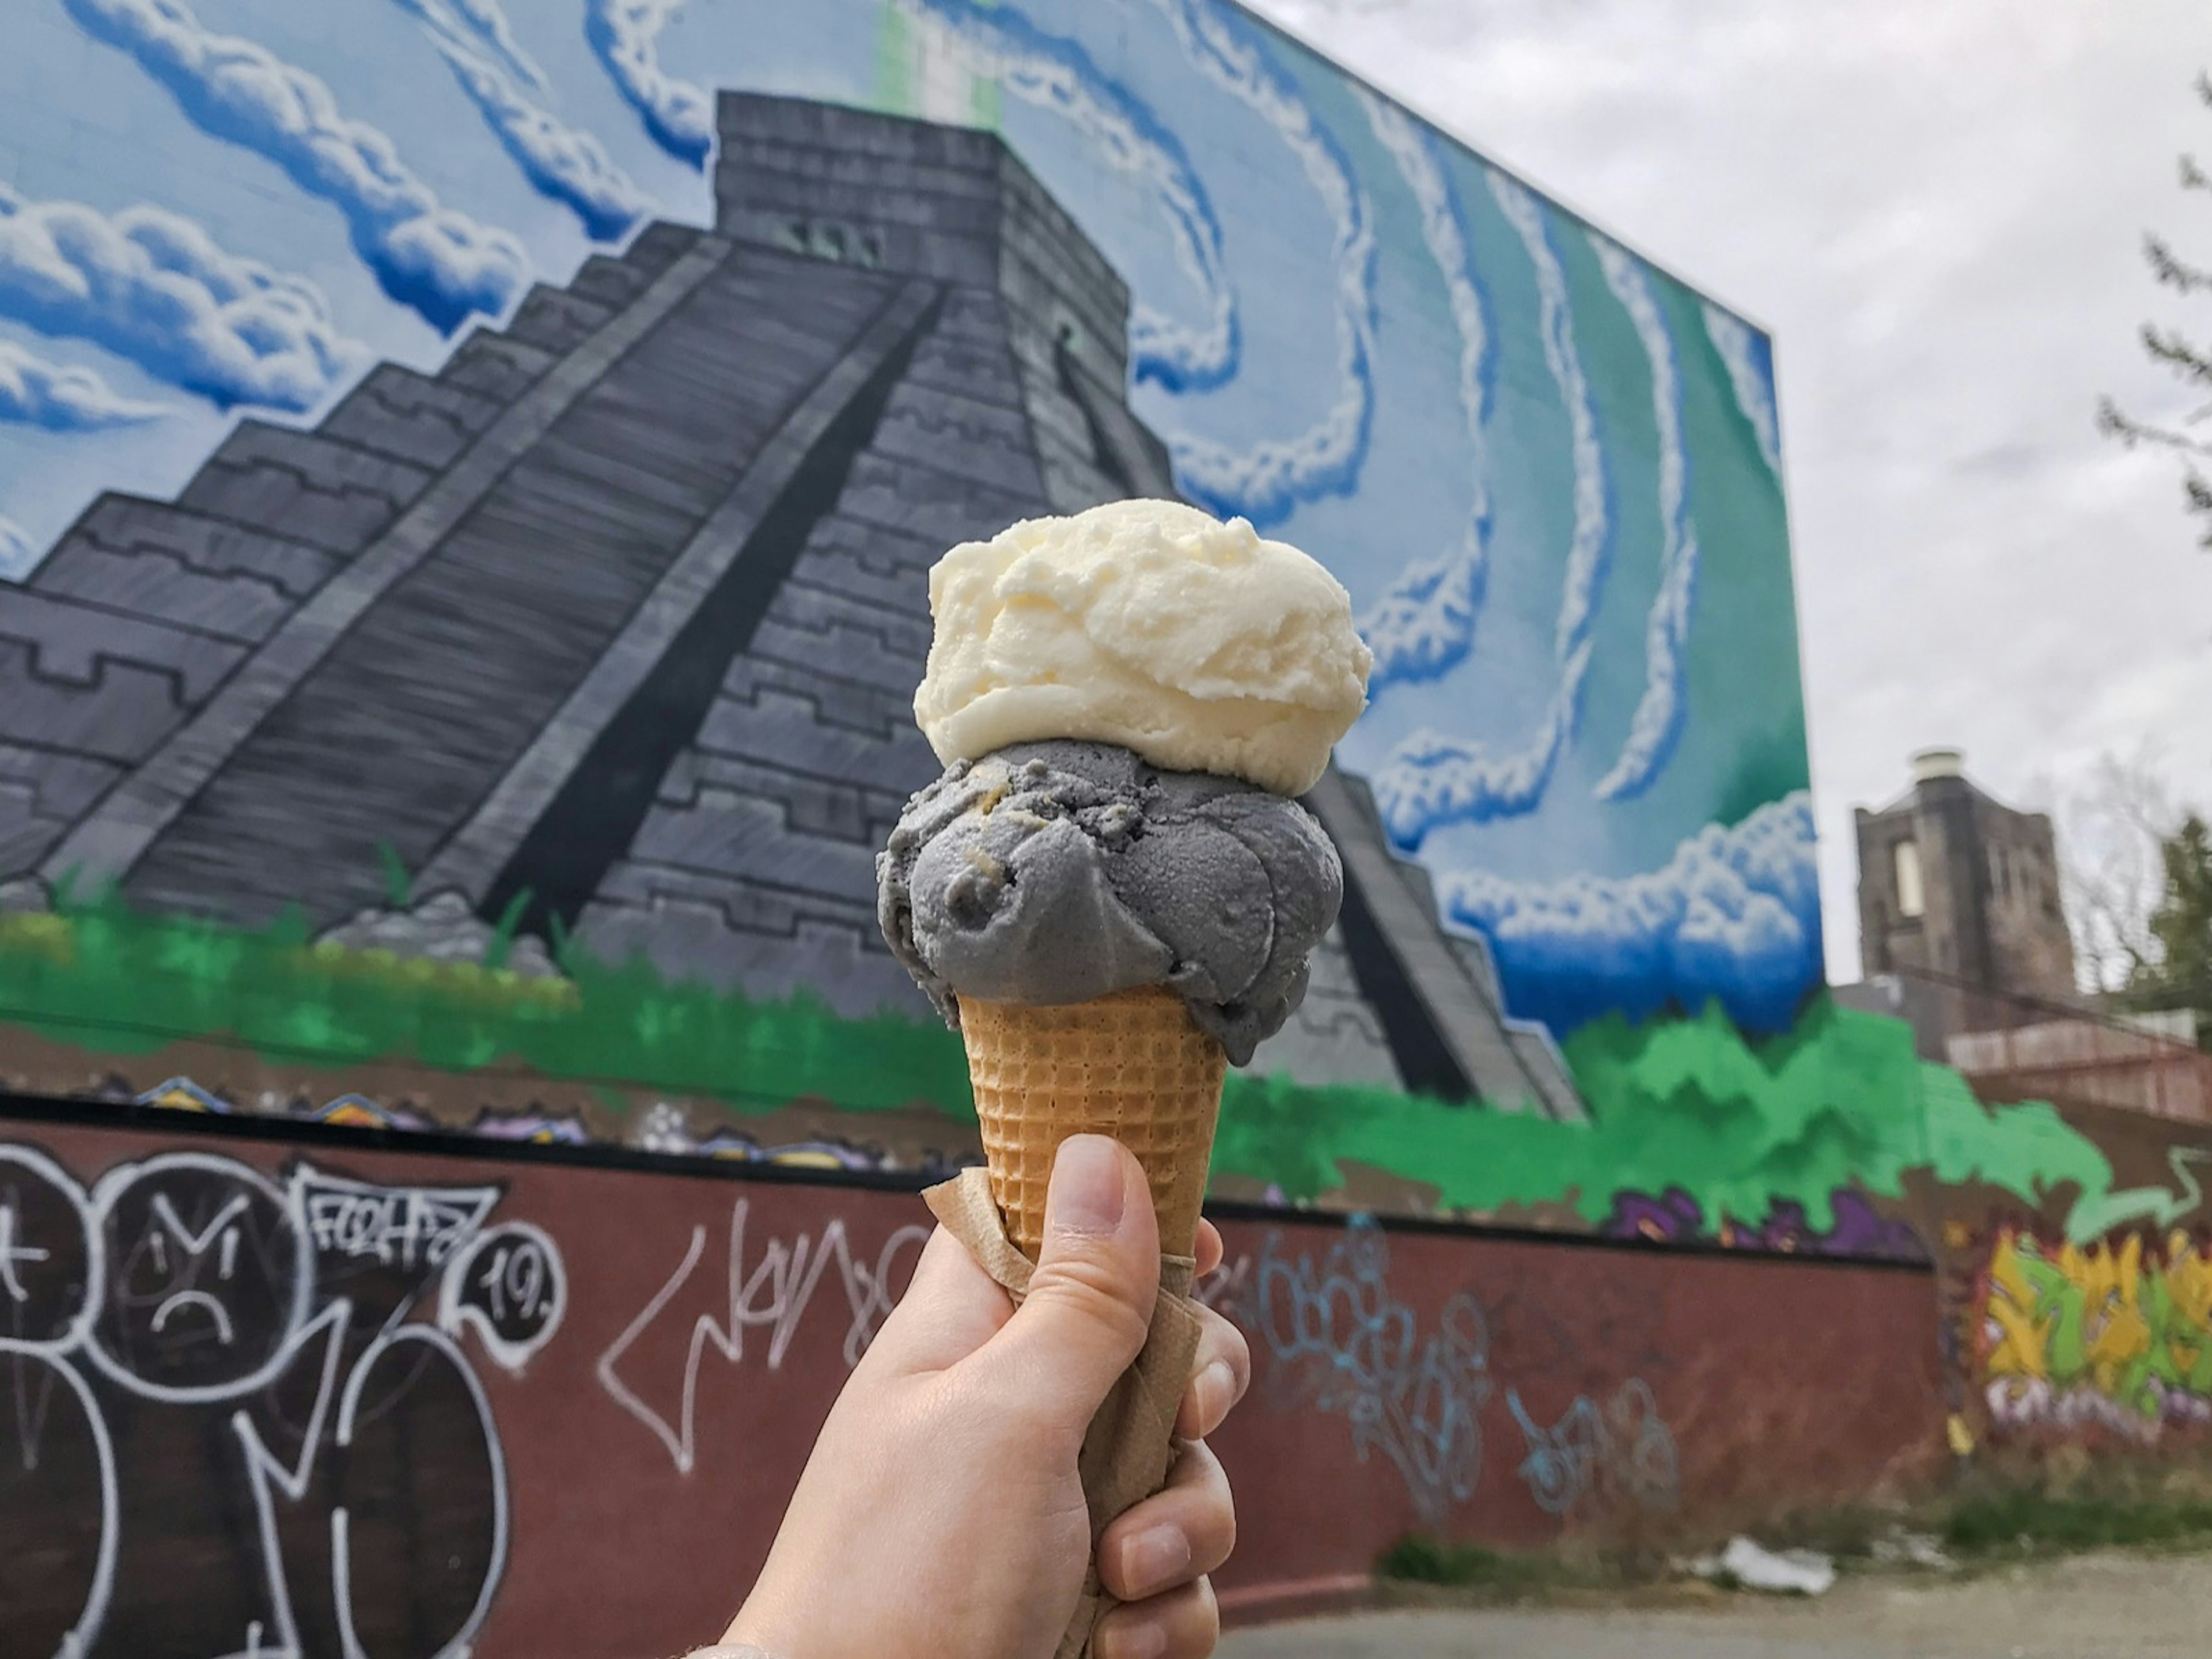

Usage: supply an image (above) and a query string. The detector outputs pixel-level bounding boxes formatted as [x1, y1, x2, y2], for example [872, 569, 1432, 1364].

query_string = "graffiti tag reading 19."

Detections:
[0, 1143, 566, 1659]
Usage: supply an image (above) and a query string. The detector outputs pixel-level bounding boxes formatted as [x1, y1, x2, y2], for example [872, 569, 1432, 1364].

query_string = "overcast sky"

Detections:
[1246, 0, 2212, 983]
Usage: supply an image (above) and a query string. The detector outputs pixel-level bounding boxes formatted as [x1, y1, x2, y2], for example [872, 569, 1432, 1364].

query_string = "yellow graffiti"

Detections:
[1978, 1228, 2212, 1431]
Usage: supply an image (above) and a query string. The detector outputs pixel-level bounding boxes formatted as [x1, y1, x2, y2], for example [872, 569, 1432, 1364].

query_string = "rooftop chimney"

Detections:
[1911, 747, 1964, 785]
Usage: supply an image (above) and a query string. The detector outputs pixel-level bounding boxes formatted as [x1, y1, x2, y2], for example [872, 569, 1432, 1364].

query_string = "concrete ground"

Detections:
[1218, 1550, 2211, 1658]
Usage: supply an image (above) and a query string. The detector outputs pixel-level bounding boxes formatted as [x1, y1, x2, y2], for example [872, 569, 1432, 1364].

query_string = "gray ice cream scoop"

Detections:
[876, 740, 1343, 1066]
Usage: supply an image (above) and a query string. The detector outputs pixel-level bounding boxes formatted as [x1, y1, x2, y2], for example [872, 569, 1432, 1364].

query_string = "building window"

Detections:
[1895, 838, 1925, 919]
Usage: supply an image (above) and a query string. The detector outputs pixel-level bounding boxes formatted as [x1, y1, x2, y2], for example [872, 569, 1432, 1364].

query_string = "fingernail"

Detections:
[1120, 1524, 1192, 1599]
[1100, 1622, 1168, 1659]
[1197, 1359, 1236, 1430]
[1049, 1135, 1127, 1239]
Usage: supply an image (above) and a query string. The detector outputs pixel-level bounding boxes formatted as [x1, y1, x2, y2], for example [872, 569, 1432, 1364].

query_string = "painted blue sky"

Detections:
[0, 0, 1819, 1036]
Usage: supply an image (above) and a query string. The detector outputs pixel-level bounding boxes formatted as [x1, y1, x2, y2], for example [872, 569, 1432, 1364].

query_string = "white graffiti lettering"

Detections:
[596, 1199, 929, 1475]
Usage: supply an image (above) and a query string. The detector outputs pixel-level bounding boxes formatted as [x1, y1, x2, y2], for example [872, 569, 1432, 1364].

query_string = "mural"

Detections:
[0, 0, 2172, 1297]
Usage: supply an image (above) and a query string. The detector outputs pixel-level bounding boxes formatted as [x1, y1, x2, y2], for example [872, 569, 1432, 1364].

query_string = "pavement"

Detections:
[1217, 1550, 2212, 1658]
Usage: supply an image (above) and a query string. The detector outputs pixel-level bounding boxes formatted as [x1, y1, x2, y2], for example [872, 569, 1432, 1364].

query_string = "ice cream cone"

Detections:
[959, 984, 1227, 1260]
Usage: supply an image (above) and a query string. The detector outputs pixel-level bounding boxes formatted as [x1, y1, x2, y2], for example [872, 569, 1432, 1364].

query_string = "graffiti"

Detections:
[1237, 1215, 1490, 1528]
[1222, 1215, 1685, 1526]
[596, 1198, 930, 1475]
[0, 1141, 563, 1658]
[1506, 1378, 1680, 1518]
[1978, 1228, 2212, 1441]
[1601, 1185, 1930, 1262]
[633, 1103, 910, 1173]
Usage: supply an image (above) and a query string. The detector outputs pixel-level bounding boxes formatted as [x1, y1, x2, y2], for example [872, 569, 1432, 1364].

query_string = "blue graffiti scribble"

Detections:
[1240, 1215, 1489, 1527]
[1506, 1377, 1679, 1518]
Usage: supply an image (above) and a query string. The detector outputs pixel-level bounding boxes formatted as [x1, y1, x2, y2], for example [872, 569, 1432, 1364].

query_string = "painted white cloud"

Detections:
[1701, 300, 1782, 476]
[1440, 789, 1823, 1033]
[586, 0, 715, 168]
[895, 0, 1237, 393]
[0, 185, 365, 411]
[1362, 171, 1621, 847]
[1493, 172, 1614, 668]
[0, 340, 172, 430]
[1590, 233, 1699, 802]
[400, 0, 652, 240]
[1354, 87, 1492, 693]
[0, 516, 35, 582]
[1368, 646, 1590, 846]
[65, 0, 529, 333]
[1153, 0, 1378, 526]
[446, 0, 548, 91]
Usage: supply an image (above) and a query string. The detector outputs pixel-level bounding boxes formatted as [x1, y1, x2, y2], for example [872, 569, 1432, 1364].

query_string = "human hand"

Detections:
[718, 1134, 1250, 1659]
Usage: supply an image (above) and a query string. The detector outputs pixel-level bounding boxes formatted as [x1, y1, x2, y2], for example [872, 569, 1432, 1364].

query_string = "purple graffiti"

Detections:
[1600, 1188, 1929, 1263]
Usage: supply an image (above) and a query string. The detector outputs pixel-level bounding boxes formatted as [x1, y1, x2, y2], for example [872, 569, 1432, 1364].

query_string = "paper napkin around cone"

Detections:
[924, 1166, 1204, 1659]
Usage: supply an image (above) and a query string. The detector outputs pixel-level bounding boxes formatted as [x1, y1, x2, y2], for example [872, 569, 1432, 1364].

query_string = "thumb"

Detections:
[981, 1134, 1160, 1434]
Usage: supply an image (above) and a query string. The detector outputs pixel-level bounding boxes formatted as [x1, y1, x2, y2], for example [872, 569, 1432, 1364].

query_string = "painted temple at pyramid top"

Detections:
[0, 92, 1582, 1120]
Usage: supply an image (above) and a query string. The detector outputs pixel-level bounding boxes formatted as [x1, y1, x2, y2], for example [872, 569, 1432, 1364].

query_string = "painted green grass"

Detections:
[0, 891, 974, 1116]
[0, 892, 2124, 1235]
[1215, 998, 2113, 1231]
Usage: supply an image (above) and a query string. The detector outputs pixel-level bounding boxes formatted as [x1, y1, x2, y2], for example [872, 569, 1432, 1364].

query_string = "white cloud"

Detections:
[1368, 645, 1589, 846]
[1701, 300, 1782, 475]
[1589, 232, 1699, 803]
[586, 0, 715, 168]
[1243, 0, 2212, 984]
[401, 0, 653, 240]
[0, 185, 365, 411]
[1149, 0, 1378, 527]
[893, 0, 1237, 391]
[1440, 789, 1823, 1032]
[446, 0, 548, 92]
[66, 0, 529, 332]
[0, 339, 172, 430]
[1491, 171, 1613, 666]
[1354, 87, 1492, 694]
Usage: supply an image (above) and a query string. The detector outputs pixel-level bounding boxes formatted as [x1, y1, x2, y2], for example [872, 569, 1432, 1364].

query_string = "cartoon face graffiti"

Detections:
[85, 1153, 308, 1399]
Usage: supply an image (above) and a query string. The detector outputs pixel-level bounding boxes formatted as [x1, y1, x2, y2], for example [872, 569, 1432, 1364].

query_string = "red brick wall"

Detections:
[0, 1103, 1946, 1657]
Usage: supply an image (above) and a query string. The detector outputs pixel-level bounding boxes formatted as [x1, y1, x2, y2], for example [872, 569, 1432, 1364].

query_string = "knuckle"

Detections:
[1029, 1256, 1153, 1349]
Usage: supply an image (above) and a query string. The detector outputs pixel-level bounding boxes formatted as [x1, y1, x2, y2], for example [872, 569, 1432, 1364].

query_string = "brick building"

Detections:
[1850, 748, 2076, 1048]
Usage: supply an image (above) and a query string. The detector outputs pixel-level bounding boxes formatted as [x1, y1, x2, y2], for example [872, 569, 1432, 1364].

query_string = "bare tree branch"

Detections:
[2146, 233, 2212, 294]
[2189, 469, 2212, 548]
[2061, 750, 2183, 994]
[2097, 395, 2212, 456]
[2145, 323, 2212, 387]
[2113, 75, 2212, 547]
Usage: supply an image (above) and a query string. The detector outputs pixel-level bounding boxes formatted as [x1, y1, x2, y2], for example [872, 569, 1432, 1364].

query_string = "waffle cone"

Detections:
[960, 984, 1227, 1260]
